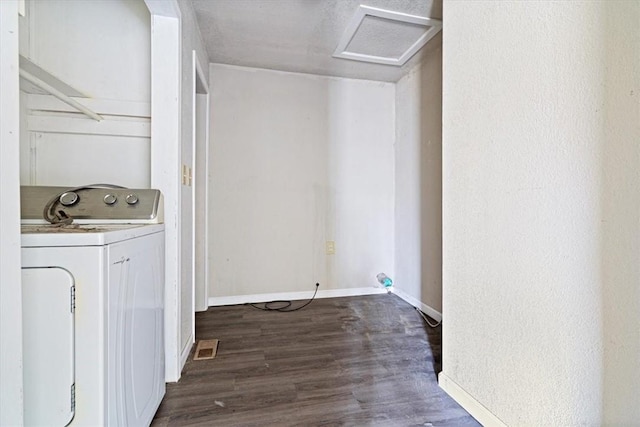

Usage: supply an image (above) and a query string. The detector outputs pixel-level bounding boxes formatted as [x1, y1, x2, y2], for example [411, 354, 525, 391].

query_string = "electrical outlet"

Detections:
[326, 241, 335, 255]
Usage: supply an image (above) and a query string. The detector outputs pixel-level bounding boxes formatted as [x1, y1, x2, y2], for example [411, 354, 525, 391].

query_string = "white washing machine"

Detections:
[21, 185, 166, 427]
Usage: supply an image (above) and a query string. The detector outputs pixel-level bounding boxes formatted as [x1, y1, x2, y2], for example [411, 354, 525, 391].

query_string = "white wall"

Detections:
[209, 64, 395, 299]
[441, 1, 640, 425]
[394, 41, 442, 315]
[18, 0, 152, 188]
[0, 1, 24, 424]
[22, 0, 150, 102]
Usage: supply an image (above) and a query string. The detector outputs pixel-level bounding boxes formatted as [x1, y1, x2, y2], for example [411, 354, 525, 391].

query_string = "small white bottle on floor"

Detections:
[376, 273, 393, 292]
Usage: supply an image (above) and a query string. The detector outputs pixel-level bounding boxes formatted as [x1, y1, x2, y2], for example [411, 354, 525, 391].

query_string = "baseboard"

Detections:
[438, 372, 507, 427]
[390, 287, 442, 322]
[179, 335, 194, 374]
[208, 286, 387, 307]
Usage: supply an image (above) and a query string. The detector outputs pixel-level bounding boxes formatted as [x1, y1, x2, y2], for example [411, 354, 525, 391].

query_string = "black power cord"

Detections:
[247, 283, 320, 312]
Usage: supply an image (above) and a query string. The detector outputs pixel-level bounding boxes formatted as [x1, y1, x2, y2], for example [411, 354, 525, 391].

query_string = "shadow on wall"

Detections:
[418, 40, 443, 314]
[600, 1, 640, 422]
[416, 37, 443, 376]
[393, 32, 443, 314]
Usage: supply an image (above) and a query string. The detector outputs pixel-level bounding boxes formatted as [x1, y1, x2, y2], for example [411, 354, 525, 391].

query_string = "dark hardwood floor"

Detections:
[151, 294, 479, 426]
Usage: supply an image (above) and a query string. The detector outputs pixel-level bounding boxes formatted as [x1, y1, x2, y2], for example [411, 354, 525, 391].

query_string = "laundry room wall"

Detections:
[209, 64, 395, 300]
[18, 0, 151, 188]
[20, 0, 150, 102]
[394, 41, 443, 315]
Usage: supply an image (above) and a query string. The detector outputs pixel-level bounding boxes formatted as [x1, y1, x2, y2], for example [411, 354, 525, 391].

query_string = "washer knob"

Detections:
[125, 194, 139, 205]
[104, 194, 117, 205]
[59, 192, 79, 206]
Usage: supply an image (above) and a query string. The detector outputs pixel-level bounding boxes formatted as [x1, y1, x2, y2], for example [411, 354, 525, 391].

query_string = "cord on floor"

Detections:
[416, 307, 441, 328]
[246, 283, 320, 312]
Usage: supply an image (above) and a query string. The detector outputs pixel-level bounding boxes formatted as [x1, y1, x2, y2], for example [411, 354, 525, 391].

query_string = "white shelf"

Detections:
[19, 55, 102, 121]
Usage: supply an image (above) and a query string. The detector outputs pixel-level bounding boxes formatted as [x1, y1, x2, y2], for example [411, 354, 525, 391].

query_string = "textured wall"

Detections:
[209, 64, 395, 298]
[442, 1, 639, 424]
[394, 42, 443, 312]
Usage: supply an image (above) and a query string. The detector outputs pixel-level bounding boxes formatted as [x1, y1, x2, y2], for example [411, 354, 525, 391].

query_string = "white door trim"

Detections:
[0, 1, 25, 423]
[192, 50, 210, 313]
[146, 0, 183, 382]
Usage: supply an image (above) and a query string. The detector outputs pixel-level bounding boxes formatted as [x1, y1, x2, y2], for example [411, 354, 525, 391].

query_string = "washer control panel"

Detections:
[21, 186, 163, 223]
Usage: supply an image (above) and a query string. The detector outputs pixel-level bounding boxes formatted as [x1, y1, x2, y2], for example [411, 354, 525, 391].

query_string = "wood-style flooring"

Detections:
[151, 294, 479, 426]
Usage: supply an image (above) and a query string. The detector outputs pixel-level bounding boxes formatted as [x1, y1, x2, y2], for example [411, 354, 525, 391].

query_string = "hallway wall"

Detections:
[441, 1, 640, 424]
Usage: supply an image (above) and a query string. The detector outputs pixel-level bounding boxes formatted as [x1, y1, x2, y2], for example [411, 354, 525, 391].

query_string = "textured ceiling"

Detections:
[190, 0, 442, 82]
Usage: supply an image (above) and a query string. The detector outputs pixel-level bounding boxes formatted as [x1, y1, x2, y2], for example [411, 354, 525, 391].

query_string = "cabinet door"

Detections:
[22, 267, 75, 427]
[107, 232, 165, 426]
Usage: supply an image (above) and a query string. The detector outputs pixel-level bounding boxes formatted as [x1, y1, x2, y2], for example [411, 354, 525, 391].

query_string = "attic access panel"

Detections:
[332, 5, 442, 67]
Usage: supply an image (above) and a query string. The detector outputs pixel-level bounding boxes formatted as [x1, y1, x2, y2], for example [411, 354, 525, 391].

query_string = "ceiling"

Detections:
[190, 0, 442, 82]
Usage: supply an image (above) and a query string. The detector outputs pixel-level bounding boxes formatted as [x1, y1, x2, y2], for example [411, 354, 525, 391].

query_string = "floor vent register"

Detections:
[193, 339, 219, 361]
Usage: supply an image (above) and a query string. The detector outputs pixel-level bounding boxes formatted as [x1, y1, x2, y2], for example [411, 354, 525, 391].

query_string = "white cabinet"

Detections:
[107, 232, 165, 427]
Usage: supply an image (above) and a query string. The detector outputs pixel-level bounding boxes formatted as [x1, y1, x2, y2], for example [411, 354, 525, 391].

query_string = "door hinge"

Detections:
[70, 286, 76, 313]
[71, 383, 76, 413]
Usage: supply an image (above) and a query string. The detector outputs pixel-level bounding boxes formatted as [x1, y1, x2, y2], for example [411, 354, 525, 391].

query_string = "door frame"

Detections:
[145, 0, 182, 382]
[192, 50, 210, 314]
